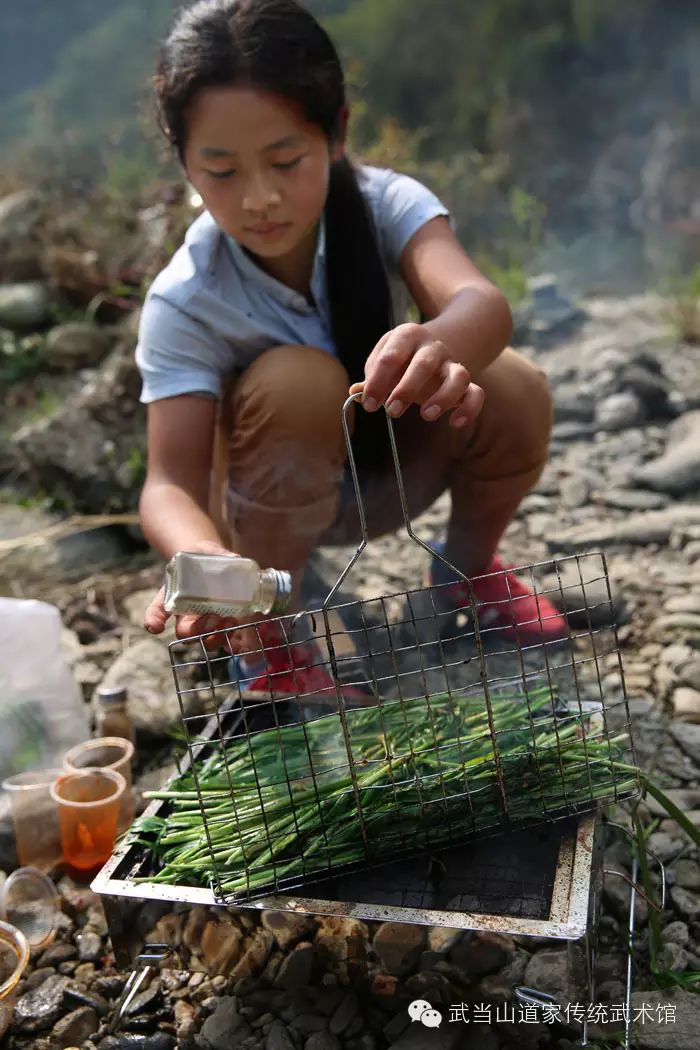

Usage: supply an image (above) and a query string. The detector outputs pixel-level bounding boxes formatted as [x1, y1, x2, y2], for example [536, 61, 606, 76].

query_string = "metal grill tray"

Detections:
[94, 699, 600, 971]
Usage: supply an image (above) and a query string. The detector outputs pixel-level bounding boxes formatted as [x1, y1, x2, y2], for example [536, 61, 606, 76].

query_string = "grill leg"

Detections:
[108, 965, 152, 1034]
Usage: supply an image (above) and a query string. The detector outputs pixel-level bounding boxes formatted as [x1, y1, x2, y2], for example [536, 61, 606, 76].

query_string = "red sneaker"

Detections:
[234, 619, 373, 703]
[428, 550, 569, 646]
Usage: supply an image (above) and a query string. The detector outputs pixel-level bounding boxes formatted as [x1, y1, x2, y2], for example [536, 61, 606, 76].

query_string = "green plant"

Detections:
[0, 331, 45, 385]
[129, 685, 637, 895]
[664, 266, 700, 344]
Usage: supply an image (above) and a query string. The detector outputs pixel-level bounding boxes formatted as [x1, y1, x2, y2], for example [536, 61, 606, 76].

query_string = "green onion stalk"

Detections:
[129, 685, 639, 897]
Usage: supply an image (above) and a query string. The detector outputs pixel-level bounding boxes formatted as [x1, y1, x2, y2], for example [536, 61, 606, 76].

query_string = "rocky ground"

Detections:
[2, 249, 700, 1049]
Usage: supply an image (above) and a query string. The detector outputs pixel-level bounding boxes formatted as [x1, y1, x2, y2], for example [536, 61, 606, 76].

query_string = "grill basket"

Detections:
[164, 395, 639, 904]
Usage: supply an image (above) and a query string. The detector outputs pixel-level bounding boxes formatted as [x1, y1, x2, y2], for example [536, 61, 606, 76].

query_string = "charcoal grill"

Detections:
[93, 396, 661, 1045]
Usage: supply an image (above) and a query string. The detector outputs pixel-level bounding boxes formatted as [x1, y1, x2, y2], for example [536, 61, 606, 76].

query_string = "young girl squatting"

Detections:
[138, 0, 568, 695]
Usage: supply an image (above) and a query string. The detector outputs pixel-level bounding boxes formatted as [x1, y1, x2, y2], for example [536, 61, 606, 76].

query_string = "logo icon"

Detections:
[408, 998, 443, 1028]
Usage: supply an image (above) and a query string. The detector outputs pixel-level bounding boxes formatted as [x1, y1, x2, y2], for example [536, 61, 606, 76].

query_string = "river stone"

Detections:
[543, 561, 626, 627]
[231, 928, 274, 981]
[672, 687, 700, 722]
[77, 929, 103, 962]
[275, 941, 315, 990]
[200, 919, 243, 973]
[44, 321, 113, 371]
[643, 788, 700, 819]
[523, 949, 573, 1005]
[560, 474, 592, 508]
[595, 391, 645, 430]
[662, 921, 690, 947]
[597, 488, 669, 511]
[262, 910, 316, 951]
[670, 886, 700, 918]
[634, 414, 700, 495]
[427, 927, 462, 954]
[673, 859, 700, 892]
[13, 974, 73, 1032]
[373, 922, 425, 976]
[669, 722, 700, 764]
[448, 931, 515, 976]
[658, 942, 691, 973]
[37, 942, 77, 967]
[547, 505, 700, 551]
[329, 992, 360, 1035]
[305, 1034, 342, 1050]
[0, 280, 51, 329]
[267, 1020, 296, 1050]
[51, 1005, 98, 1048]
[201, 996, 252, 1048]
[630, 986, 700, 1048]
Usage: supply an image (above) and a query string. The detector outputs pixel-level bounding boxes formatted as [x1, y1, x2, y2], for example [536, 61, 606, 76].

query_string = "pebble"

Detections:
[266, 1020, 296, 1050]
[76, 930, 103, 963]
[373, 923, 425, 977]
[329, 992, 359, 1035]
[673, 687, 700, 722]
[670, 885, 700, 919]
[50, 1005, 99, 1048]
[674, 859, 700, 891]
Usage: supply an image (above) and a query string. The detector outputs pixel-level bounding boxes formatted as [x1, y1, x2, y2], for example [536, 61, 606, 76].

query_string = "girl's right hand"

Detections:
[144, 541, 262, 652]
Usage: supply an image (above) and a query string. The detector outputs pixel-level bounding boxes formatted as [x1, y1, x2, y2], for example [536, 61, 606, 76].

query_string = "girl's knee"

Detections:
[223, 345, 352, 462]
[232, 344, 350, 429]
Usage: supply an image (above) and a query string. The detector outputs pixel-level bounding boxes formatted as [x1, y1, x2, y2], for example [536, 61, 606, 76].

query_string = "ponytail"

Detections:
[324, 157, 393, 468]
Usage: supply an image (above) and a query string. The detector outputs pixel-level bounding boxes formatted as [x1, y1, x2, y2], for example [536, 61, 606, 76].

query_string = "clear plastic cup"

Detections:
[63, 737, 135, 832]
[0, 919, 30, 1038]
[2, 769, 63, 872]
[50, 767, 126, 881]
[1, 868, 59, 952]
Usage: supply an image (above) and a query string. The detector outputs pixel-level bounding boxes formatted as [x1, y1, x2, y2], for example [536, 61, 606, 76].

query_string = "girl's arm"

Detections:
[358, 216, 512, 427]
[140, 394, 235, 637]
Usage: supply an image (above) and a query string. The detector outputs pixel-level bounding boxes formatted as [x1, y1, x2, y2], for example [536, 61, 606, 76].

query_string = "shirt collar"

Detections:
[224, 215, 326, 314]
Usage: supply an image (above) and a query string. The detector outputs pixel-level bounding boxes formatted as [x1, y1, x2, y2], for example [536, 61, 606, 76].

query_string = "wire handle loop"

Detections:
[323, 393, 467, 607]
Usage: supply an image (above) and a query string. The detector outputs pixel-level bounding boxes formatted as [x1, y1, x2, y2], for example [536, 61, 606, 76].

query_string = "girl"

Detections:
[140, 0, 567, 697]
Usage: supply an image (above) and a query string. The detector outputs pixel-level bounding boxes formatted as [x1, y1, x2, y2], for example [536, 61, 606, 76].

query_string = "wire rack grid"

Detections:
[167, 395, 640, 904]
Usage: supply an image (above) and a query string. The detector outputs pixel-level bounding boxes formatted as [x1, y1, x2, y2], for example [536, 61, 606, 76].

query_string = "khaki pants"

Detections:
[210, 344, 552, 577]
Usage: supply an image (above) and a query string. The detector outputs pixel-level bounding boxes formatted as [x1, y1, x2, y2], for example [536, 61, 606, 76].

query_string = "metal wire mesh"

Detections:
[167, 398, 639, 904]
[168, 547, 638, 903]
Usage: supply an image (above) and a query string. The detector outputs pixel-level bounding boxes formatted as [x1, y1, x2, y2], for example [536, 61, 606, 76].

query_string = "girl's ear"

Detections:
[330, 105, 349, 163]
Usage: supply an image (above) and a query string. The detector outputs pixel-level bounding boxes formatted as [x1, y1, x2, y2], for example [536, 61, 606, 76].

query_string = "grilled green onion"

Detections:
[129, 686, 638, 896]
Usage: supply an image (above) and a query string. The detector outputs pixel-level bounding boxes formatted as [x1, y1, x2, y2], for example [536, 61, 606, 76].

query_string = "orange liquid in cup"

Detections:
[50, 768, 125, 883]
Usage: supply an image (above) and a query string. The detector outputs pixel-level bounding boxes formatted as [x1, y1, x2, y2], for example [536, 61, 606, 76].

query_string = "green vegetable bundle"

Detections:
[132, 685, 639, 898]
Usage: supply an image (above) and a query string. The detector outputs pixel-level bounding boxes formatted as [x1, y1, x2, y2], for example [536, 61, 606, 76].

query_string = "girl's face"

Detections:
[183, 85, 343, 266]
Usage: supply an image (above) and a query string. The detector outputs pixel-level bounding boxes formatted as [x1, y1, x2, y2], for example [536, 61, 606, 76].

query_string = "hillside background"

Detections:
[1, 0, 698, 295]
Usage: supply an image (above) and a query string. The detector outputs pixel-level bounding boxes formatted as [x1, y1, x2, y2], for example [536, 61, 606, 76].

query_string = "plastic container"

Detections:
[0, 919, 30, 1039]
[50, 768, 126, 881]
[0, 868, 59, 952]
[63, 737, 135, 832]
[2, 769, 63, 872]
[0, 599, 89, 781]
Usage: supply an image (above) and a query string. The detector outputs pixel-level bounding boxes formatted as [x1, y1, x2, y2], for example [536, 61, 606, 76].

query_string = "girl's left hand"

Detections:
[350, 322, 485, 428]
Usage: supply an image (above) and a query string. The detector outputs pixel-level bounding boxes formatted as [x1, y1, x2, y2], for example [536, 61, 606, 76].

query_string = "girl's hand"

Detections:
[352, 322, 485, 428]
[144, 540, 262, 653]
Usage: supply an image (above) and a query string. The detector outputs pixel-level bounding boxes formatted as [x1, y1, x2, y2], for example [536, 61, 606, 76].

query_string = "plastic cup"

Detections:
[63, 737, 135, 832]
[2, 769, 63, 872]
[50, 768, 126, 881]
[0, 919, 30, 1039]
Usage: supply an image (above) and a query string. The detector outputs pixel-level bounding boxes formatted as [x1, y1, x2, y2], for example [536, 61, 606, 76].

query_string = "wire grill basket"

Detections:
[166, 395, 639, 903]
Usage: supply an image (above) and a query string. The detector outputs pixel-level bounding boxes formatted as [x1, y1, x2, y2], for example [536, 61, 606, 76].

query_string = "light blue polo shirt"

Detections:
[135, 164, 449, 403]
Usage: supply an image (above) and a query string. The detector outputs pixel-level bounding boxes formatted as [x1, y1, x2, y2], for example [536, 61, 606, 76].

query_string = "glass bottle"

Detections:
[96, 685, 135, 745]
[163, 552, 293, 618]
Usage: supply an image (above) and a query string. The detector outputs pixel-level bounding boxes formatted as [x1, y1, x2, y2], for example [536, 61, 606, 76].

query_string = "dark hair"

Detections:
[155, 0, 393, 466]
